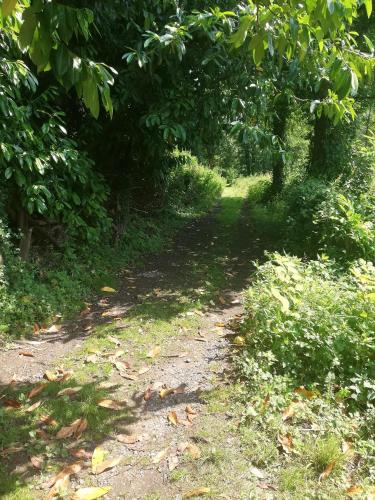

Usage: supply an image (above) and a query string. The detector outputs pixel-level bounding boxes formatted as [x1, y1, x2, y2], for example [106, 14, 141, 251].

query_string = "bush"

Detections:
[242, 253, 375, 409]
[167, 150, 225, 213]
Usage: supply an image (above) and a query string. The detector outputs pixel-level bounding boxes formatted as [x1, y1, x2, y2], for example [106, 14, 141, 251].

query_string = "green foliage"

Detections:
[243, 253, 375, 409]
[0, 156, 224, 338]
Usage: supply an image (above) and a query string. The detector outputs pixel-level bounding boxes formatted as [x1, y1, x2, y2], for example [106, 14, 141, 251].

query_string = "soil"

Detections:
[0, 197, 262, 499]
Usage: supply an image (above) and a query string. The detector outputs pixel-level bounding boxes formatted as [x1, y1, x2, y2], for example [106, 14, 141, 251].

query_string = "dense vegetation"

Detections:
[0, 0, 374, 496]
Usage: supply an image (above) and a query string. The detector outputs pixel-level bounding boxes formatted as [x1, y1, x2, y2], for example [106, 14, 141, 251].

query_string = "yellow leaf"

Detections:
[167, 410, 179, 426]
[73, 487, 112, 500]
[233, 335, 245, 346]
[346, 486, 363, 497]
[159, 388, 175, 399]
[294, 386, 317, 399]
[185, 443, 201, 459]
[100, 286, 116, 293]
[93, 457, 121, 475]
[97, 399, 125, 411]
[147, 346, 161, 358]
[182, 487, 211, 498]
[57, 387, 82, 397]
[91, 446, 105, 473]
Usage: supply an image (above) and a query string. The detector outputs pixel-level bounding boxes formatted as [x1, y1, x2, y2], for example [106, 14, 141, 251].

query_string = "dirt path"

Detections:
[1, 181, 265, 499]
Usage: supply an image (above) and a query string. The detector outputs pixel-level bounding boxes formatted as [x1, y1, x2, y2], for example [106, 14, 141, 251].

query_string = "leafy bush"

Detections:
[167, 150, 225, 213]
[242, 253, 375, 409]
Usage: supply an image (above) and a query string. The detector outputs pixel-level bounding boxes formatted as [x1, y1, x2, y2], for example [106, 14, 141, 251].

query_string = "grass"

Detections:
[0, 177, 253, 499]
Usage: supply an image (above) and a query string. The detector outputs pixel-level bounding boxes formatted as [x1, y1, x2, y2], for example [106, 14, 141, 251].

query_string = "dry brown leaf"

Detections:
[28, 383, 45, 399]
[34, 323, 41, 334]
[319, 460, 336, 481]
[56, 418, 87, 440]
[97, 399, 125, 411]
[278, 434, 293, 453]
[18, 351, 34, 357]
[152, 448, 169, 464]
[73, 486, 112, 499]
[143, 387, 153, 401]
[346, 486, 363, 497]
[257, 483, 277, 491]
[38, 414, 58, 426]
[30, 455, 44, 469]
[2, 399, 21, 409]
[36, 429, 50, 442]
[70, 448, 92, 460]
[117, 434, 139, 444]
[182, 487, 211, 498]
[57, 387, 82, 397]
[146, 346, 161, 358]
[80, 306, 91, 316]
[282, 401, 304, 421]
[167, 411, 179, 426]
[214, 322, 226, 328]
[185, 443, 201, 459]
[185, 405, 197, 415]
[218, 296, 226, 305]
[46, 461, 82, 490]
[1, 445, 25, 456]
[98, 381, 118, 390]
[94, 456, 121, 475]
[26, 400, 42, 413]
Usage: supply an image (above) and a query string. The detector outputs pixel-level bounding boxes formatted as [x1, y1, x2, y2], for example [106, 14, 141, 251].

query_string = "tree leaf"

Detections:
[167, 410, 179, 425]
[97, 399, 125, 411]
[100, 286, 116, 293]
[73, 487, 112, 500]
[182, 487, 211, 498]
[91, 446, 105, 473]
[56, 418, 87, 439]
[2, 0, 18, 17]
[93, 457, 121, 475]
[364, 0, 372, 17]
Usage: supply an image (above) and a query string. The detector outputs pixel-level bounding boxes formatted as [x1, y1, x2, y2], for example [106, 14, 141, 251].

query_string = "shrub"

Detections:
[242, 253, 375, 409]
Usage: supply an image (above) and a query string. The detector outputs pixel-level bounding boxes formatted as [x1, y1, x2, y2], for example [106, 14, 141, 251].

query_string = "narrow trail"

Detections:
[1, 181, 266, 499]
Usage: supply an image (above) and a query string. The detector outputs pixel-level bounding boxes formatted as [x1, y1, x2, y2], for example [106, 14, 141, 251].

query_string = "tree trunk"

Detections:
[271, 95, 289, 193]
[309, 113, 330, 177]
[19, 209, 33, 261]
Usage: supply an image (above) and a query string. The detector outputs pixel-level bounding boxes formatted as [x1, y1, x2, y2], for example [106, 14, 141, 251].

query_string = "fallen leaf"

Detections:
[28, 383, 45, 399]
[80, 306, 91, 316]
[45, 324, 61, 334]
[100, 286, 116, 293]
[36, 429, 50, 442]
[143, 387, 153, 401]
[346, 486, 363, 497]
[117, 434, 138, 444]
[294, 386, 317, 399]
[147, 346, 161, 358]
[167, 411, 179, 426]
[278, 434, 293, 454]
[46, 461, 82, 489]
[152, 448, 169, 464]
[56, 418, 87, 440]
[2, 399, 21, 409]
[233, 335, 245, 346]
[85, 354, 98, 364]
[257, 483, 277, 491]
[159, 388, 175, 399]
[282, 401, 304, 421]
[185, 443, 201, 459]
[167, 454, 179, 471]
[97, 399, 125, 411]
[43, 370, 58, 381]
[218, 296, 226, 305]
[57, 387, 82, 397]
[108, 336, 121, 345]
[70, 448, 92, 460]
[38, 414, 58, 426]
[182, 487, 211, 498]
[73, 487, 112, 500]
[249, 466, 265, 479]
[342, 440, 353, 454]
[34, 323, 41, 334]
[26, 400, 42, 412]
[30, 455, 44, 469]
[185, 405, 197, 415]
[1, 445, 25, 456]
[319, 460, 336, 481]
[138, 366, 151, 375]
[214, 322, 226, 328]
[95, 456, 121, 474]
[18, 351, 34, 357]
[91, 446, 105, 472]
